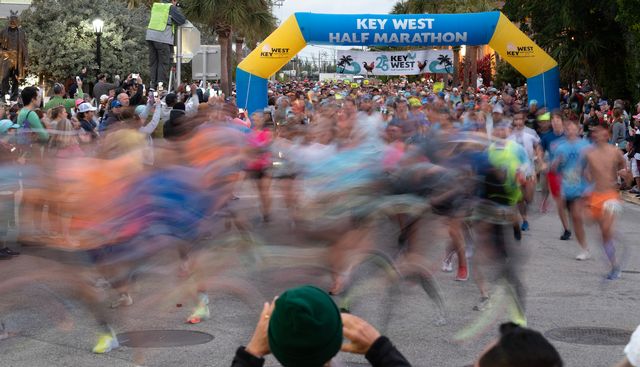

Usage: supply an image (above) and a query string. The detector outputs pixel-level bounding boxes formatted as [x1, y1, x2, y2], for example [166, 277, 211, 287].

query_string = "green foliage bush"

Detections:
[21, 0, 149, 82]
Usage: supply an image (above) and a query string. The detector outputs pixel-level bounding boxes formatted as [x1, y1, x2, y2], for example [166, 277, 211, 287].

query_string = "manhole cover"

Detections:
[117, 330, 214, 348]
[545, 327, 631, 345]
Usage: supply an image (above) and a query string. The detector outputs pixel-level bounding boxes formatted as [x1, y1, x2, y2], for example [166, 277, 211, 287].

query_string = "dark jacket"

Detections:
[129, 86, 145, 107]
[163, 108, 186, 141]
[230, 336, 412, 367]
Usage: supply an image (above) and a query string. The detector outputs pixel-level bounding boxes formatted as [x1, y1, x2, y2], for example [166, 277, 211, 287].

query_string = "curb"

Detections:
[621, 191, 640, 206]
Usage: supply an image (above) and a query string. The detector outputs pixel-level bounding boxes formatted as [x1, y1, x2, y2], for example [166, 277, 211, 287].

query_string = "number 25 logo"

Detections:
[376, 55, 390, 71]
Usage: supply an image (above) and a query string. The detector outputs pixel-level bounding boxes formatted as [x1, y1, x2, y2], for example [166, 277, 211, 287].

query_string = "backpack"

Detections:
[16, 110, 37, 147]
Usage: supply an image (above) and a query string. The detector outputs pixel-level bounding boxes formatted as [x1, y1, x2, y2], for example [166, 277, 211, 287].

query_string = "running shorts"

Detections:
[547, 171, 562, 198]
[587, 190, 622, 219]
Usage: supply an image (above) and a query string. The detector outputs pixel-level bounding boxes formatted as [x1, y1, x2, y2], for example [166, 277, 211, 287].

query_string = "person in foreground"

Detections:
[230, 285, 412, 367]
[614, 324, 640, 367]
[475, 322, 563, 367]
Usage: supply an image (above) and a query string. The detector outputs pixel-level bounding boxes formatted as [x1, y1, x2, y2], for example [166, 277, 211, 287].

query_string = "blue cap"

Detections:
[111, 100, 123, 108]
[0, 119, 18, 134]
[134, 105, 146, 116]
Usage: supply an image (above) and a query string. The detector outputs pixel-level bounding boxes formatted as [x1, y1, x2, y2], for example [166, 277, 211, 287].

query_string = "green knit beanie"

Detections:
[268, 285, 343, 367]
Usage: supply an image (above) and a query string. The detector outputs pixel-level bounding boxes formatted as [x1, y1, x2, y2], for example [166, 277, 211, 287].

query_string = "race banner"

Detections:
[336, 49, 453, 76]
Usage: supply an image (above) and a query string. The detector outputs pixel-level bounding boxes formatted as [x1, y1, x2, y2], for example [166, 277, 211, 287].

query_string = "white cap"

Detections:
[78, 102, 97, 113]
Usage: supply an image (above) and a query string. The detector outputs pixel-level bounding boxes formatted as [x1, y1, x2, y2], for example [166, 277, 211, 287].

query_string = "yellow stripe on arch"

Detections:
[488, 13, 557, 79]
[237, 14, 307, 79]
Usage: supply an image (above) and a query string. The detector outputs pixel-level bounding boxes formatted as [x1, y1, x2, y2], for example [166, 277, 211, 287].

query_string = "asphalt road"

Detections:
[1, 188, 639, 367]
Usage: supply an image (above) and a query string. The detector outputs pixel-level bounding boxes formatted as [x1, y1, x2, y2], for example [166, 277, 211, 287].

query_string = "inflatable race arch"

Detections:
[236, 12, 559, 114]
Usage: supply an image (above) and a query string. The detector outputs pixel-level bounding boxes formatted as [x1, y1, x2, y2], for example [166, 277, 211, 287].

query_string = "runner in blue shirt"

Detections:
[552, 120, 591, 261]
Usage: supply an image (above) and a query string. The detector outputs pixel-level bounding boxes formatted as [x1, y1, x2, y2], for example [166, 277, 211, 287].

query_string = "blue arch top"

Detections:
[295, 12, 501, 46]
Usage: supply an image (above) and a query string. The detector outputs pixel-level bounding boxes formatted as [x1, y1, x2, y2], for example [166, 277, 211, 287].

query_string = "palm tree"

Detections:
[123, 0, 154, 10]
[450, 0, 502, 89]
[182, 0, 276, 96]
[452, 46, 461, 86]
[235, 33, 245, 67]
[391, 0, 443, 14]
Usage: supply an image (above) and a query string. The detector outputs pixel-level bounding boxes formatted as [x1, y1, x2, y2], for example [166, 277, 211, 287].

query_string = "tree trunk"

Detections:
[227, 31, 234, 95]
[470, 46, 479, 91]
[452, 46, 461, 87]
[463, 50, 471, 89]
[216, 29, 231, 97]
[235, 36, 245, 66]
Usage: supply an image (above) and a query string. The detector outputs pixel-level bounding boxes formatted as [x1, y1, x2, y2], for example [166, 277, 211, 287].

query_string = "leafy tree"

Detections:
[122, 0, 155, 10]
[616, 0, 640, 101]
[493, 59, 526, 89]
[503, 0, 629, 98]
[22, 0, 149, 83]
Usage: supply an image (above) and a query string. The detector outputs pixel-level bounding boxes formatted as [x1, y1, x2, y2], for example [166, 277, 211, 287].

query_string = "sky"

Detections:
[272, 0, 397, 62]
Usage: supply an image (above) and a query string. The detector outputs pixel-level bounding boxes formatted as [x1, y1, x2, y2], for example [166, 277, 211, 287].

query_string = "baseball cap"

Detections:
[0, 119, 19, 134]
[111, 100, 123, 108]
[408, 97, 422, 108]
[78, 102, 97, 113]
[537, 112, 551, 121]
[134, 105, 147, 116]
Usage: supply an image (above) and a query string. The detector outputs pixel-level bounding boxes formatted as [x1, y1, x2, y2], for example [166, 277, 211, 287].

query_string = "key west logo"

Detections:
[260, 44, 291, 58]
[506, 43, 534, 57]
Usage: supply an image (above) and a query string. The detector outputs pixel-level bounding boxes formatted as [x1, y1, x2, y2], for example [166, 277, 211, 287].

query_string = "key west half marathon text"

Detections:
[328, 17, 468, 44]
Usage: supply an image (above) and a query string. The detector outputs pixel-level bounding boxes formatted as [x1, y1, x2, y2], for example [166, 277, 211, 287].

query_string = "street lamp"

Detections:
[92, 18, 104, 74]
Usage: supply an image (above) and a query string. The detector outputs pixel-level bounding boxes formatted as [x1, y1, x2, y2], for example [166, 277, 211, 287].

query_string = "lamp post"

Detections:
[92, 18, 104, 74]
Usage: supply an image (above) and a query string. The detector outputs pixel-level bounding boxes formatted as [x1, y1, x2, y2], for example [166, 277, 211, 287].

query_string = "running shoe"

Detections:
[110, 293, 133, 309]
[198, 292, 210, 305]
[472, 296, 491, 311]
[441, 257, 454, 273]
[521, 220, 529, 231]
[92, 332, 119, 354]
[629, 187, 640, 194]
[93, 277, 111, 289]
[0, 247, 19, 256]
[575, 250, 591, 261]
[0, 251, 10, 260]
[606, 267, 622, 280]
[186, 303, 210, 324]
[455, 266, 468, 281]
[560, 230, 572, 241]
[0, 322, 8, 341]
